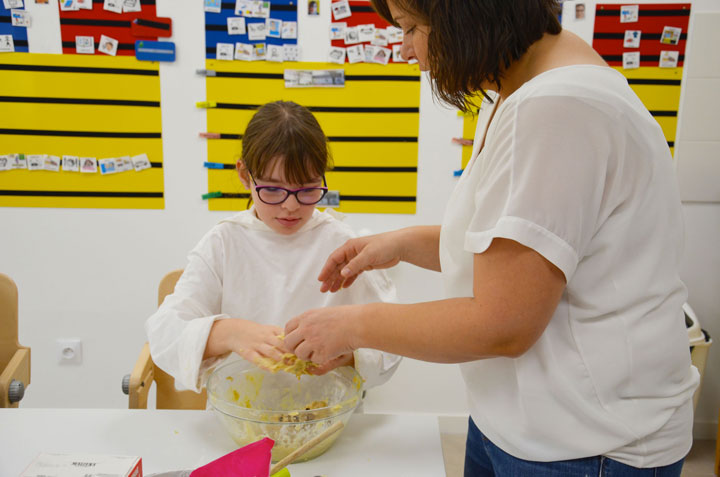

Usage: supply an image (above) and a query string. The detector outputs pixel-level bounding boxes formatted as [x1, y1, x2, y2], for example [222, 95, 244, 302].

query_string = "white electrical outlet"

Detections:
[57, 339, 83, 365]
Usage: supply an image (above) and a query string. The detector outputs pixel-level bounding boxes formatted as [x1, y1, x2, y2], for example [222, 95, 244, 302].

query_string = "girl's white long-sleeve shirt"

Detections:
[146, 208, 401, 393]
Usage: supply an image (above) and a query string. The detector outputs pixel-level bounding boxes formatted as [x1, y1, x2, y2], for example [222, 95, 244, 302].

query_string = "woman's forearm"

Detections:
[396, 226, 442, 272]
[350, 299, 530, 363]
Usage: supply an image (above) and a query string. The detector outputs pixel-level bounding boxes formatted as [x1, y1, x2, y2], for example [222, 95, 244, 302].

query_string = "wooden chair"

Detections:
[122, 270, 207, 409]
[0, 273, 31, 408]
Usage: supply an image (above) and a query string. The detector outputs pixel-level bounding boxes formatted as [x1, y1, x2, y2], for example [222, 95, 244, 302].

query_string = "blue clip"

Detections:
[453, 169, 464, 177]
[135, 40, 176, 62]
[204, 162, 226, 169]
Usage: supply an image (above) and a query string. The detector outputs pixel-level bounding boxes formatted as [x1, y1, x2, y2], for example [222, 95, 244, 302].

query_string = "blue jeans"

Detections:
[464, 417, 685, 476]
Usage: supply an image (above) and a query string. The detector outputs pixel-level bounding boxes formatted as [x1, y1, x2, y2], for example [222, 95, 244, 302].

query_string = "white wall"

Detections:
[2, 0, 717, 439]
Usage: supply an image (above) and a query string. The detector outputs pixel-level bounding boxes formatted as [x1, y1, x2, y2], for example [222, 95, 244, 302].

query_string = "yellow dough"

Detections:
[254, 335, 318, 378]
[255, 353, 318, 379]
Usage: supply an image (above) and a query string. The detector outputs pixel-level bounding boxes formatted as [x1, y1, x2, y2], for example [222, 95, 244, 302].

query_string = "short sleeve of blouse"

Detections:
[464, 95, 619, 281]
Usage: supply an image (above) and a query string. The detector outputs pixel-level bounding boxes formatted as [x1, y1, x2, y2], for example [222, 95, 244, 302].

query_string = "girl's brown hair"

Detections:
[370, 0, 562, 112]
[240, 100, 332, 184]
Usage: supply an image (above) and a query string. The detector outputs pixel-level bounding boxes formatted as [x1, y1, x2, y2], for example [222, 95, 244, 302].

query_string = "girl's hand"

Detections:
[205, 319, 287, 367]
[318, 232, 402, 293]
[284, 305, 360, 365]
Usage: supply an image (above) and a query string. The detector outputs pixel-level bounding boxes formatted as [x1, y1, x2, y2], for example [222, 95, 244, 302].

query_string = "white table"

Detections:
[0, 409, 447, 476]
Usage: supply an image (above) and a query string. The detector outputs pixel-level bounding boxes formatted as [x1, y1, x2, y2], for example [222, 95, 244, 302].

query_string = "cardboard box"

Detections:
[21, 453, 142, 477]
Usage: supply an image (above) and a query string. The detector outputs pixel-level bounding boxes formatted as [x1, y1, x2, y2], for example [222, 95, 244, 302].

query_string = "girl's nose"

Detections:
[283, 193, 301, 211]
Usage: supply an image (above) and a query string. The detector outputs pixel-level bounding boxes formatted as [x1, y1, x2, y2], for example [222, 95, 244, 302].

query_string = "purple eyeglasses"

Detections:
[249, 172, 329, 205]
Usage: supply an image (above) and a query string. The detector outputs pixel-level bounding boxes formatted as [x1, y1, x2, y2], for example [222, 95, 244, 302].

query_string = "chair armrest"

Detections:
[0, 347, 30, 408]
[128, 343, 154, 409]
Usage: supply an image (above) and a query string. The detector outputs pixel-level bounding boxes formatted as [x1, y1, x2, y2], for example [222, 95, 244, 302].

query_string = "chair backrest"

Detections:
[0, 273, 31, 408]
[151, 270, 207, 410]
[0, 273, 20, 369]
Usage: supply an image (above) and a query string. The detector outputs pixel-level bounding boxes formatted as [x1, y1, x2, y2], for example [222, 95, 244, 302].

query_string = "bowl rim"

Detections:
[208, 396, 358, 425]
[205, 361, 362, 421]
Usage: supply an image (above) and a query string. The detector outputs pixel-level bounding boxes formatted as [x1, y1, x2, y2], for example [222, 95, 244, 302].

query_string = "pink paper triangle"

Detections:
[190, 437, 274, 477]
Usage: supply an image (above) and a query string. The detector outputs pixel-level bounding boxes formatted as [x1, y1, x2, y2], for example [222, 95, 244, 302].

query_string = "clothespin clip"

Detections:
[199, 132, 222, 139]
[202, 191, 223, 200]
[451, 137, 474, 146]
[203, 161, 228, 169]
[196, 69, 217, 77]
[196, 101, 217, 109]
[453, 169, 464, 177]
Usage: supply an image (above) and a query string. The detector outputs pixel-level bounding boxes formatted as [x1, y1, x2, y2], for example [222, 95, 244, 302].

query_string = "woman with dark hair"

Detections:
[283, 1, 697, 475]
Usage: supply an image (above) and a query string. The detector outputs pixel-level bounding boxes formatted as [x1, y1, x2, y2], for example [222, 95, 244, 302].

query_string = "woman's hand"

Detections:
[204, 318, 287, 367]
[284, 305, 361, 365]
[318, 232, 403, 293]
[307, 353, 354, 375]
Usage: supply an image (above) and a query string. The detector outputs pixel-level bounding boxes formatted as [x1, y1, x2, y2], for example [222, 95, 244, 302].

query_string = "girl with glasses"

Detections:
[145, 100, 400, 394]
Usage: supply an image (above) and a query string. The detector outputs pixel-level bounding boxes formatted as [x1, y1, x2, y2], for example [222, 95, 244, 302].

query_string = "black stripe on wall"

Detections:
[89, 0, 156, 4]
[594, 32, 688, 41]
[207, 165, 417, 172]
[211, 70, 284, 79]
[206, 71, 419, 82]
[61, 41, 136, 51]
[344, 75, 420, 82]
[627, 79, 681, 86]
[60, 18, 130, 27]
[329, 136, 417, 143]
[595, 9, 690, 16]
[0, 190, 163, 198]
[0, 64, 158, 76]
[649, 110, 678, 117]
[0, 128, 161, 138]
[215, 103, 418, 113]
[331, 166, 417, 172]
[0, 96, 160, 107]
[215, 193, 416, 202]
[602, 54, 685, 62]
[213, 134, 417, 142]
[218, 2, 295, 11]
[340, 195, 416, 202]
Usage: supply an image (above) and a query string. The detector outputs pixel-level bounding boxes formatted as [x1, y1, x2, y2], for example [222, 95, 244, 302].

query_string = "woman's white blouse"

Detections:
[440, 65, 698, 466]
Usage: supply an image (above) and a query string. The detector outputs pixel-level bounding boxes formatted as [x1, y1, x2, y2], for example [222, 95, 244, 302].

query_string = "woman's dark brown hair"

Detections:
[370, 0, 562, 112]
[240, 100, 332, 185]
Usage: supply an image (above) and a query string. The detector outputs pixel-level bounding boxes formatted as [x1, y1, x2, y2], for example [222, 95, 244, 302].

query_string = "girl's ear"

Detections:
[237, 159, 250, 189]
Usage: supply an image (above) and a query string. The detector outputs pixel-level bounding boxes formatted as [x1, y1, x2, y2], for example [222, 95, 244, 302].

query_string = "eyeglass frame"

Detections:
[248, 172, 329, 205]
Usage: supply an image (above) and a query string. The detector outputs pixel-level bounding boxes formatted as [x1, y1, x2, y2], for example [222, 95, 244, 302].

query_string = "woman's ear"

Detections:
[237, 159, 250, 189]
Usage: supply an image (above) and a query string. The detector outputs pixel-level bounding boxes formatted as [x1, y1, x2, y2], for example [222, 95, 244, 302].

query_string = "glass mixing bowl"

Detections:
[206, 359, 363, 463]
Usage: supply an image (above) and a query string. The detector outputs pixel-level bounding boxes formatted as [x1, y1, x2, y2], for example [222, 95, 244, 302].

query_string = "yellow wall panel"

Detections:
[207, 141, 419, 168]
[611, 66, 682, 158]
[0, 53, 160, 101]
[628, 85, 681, 111]
[205, 60, 420, 214]
[0, 104, 162, 132]
[655, 116, 679, 142]
[206, 60, 421, 107]
[207, 109, 420, 137]
[0, 53, 164, 209]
